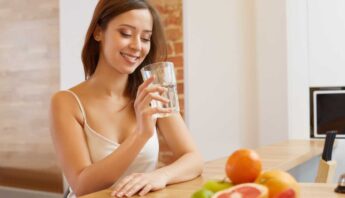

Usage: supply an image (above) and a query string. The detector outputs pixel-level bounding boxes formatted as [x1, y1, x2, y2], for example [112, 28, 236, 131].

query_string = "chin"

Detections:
[127, 62, 144, 74]
[113, 59, 144, 75]
[122, 65, 140, 75]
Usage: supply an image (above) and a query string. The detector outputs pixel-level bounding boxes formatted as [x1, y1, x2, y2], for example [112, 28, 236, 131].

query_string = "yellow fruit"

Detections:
[255, 170, 300, 198]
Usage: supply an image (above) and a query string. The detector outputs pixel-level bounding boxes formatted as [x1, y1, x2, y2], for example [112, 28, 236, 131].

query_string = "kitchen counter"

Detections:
[80, 139, 344, 198]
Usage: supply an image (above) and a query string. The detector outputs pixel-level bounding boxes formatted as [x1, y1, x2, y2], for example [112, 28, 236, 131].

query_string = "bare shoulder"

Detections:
[51, 81, 87, 108]
[51, 90, 75, 108]
[50, 90, 83, 124]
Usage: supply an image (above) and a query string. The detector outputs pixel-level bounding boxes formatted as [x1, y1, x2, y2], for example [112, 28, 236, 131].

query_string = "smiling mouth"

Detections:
[120, 52, 140, 63]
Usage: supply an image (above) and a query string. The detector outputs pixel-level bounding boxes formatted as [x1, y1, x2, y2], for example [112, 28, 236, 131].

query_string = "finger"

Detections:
[112, 175, 135, 196]
[136, 85, 167, 103]
[137, 76, 155, 96]
[125, 182, 146, 197]
[117, 176, 142, 197]
[138, 92, 169, 108]
[142, 107, 173, 118]
[145, 84, 167, 95]
[138, 184, 153, 196]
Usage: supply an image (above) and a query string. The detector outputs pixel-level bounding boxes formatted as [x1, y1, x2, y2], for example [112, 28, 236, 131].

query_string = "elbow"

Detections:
[71, 173, 114, 197]
[68, 171, 97, 197]
[70, 182, 90, 197]
[73, 186, 108, 197]
[67, 171, 89, 196]
[187, 151, 203, 178]
[195, 153, 204, 176]
[73, 184, 105, 197]
[75, 191, 98, 197]
[71, 179, 106, 197]
[74, 188, 87, 197]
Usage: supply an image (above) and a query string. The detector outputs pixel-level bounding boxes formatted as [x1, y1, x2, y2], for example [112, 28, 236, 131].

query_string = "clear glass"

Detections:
[140, 62, 180, 118]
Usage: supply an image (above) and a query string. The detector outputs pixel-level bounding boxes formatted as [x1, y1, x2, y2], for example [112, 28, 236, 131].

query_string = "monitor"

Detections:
[310, 87, 345, 138]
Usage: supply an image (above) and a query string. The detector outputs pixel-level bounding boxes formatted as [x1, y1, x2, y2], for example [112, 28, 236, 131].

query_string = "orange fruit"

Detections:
[255, 170, 300, 198]
[225, 149, 262, 184]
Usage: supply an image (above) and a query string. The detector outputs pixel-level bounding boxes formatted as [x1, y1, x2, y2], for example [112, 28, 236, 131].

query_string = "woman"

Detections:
[50, 0, 203, 197]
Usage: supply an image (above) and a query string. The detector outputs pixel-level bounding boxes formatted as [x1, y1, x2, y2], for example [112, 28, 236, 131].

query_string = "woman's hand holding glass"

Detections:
[111, 170, 168, 197]
[133, 76, 172, 139]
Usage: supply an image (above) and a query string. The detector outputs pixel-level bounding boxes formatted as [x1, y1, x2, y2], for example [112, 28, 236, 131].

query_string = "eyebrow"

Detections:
[119, 24, 152, 33]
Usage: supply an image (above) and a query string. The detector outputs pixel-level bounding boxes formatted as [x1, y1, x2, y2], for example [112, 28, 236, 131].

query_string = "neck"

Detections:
[88, 58, 129, 99]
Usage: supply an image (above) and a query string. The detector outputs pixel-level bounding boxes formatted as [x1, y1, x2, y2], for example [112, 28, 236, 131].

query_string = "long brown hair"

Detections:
[81, 0, 167, 99]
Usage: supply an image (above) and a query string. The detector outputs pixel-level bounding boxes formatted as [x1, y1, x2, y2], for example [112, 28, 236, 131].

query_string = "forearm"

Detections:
[157, 152, 204, 185]
[73, 132, 148, 196]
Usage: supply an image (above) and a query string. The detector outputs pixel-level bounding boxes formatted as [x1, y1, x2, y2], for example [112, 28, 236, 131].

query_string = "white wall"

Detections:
[184, 0, 258, 160]
[59, 0, 97, 89]
[286, 0, 310, 140]
[255, 0, 289, 145]
[286, 0, 345, 181]
[184, 0, 294, 161]
[308, 0, 345, 87]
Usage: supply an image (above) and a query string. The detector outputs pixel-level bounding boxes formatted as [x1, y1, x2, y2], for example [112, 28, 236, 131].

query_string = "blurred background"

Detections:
[1, 0, 345, 197]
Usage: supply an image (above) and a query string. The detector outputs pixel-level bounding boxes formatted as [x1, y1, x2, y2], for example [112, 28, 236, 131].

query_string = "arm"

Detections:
[50, 77, 170, 196]
[155, 113, 204, 184]
[157, 114, 203, 184]
[50, 92, 149, 196]
[111, 113, 203, 197]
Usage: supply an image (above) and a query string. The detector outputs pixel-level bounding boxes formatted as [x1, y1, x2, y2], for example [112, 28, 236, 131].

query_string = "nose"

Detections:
[129, 36, 141, 51]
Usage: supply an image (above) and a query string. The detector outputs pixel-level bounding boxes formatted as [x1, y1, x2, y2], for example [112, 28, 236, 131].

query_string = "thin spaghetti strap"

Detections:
[63, 90, 87, 123]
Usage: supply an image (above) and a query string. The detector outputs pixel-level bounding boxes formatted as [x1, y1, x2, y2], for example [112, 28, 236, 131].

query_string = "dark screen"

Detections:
[317, 93, 345, 135]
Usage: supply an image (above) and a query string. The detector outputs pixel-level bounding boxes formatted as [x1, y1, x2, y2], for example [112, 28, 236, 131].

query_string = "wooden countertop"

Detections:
[80, 139, 345, 198]
[202, 139, 326, 179]
[80, 183, 343, 198]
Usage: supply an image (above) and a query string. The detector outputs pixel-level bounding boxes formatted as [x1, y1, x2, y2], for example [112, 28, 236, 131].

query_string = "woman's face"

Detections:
[96, 9, 153, 74]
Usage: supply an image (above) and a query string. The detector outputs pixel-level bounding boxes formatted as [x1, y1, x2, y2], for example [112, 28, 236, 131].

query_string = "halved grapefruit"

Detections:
[212, 183, 268, 198]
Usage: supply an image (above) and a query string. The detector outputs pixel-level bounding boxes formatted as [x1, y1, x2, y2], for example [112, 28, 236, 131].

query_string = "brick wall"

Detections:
[149, 0, 184, 166]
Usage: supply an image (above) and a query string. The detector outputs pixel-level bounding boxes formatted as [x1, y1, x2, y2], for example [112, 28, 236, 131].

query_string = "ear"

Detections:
[93, 25, 103, 42]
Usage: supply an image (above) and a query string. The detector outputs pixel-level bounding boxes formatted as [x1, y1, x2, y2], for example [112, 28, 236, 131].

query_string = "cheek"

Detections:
[142, 44, 151, 57]
[102, 39, 121, 59]
[103, 34, 124, 53]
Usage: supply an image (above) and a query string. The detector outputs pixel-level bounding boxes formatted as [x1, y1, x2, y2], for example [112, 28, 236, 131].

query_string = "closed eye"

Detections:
[141, 38, 151, 42]
[120, 32, 132, 38]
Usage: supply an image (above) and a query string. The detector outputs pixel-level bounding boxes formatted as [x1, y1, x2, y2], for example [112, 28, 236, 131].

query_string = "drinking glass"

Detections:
[140, 62, 180, 118]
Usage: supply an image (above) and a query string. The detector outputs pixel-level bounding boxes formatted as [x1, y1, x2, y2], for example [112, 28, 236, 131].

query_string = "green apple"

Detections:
[202, 180, 233, 193]
[191, 188, 214, 198]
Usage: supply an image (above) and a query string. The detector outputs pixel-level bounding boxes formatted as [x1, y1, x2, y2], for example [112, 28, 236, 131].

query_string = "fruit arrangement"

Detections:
[191, 149, 300, 198]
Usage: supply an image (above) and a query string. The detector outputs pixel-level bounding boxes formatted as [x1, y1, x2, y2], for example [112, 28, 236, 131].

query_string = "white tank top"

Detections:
[64, 90, 159, 198]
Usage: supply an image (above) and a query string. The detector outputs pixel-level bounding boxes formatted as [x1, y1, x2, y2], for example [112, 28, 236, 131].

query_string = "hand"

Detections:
[111, 171, 168, 197]
[134, 76, 172, 138]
